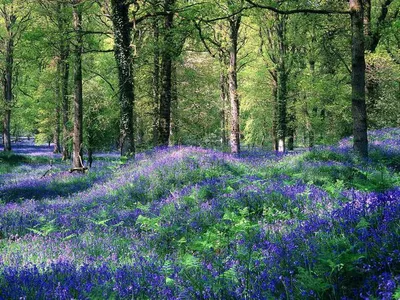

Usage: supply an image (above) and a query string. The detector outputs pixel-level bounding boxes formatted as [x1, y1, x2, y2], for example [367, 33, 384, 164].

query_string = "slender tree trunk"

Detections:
[56, 2, 71, 160]
[275, 16, 288, 153]
[72, 1, 84, 168]
[2, 13, 15, 152]
[152, 17, 160, 147]
[287, 106, 295, 151]
[350, 0, 368, 157]
[270, 69, 278, 151]
[53, 94, 61, 153]
[111, 0, 135, 157]
[61, 46, 70, 160]
[219, 62, 228, 147]
[276, 66, 287, 153]
[228, 16, 241, 154]
[158, 0, 175, 146]
[3, 110, 11, 151]
[88, 148, 93, 168]
[308, 60, 315, 148]
[169, 62, 179, 145]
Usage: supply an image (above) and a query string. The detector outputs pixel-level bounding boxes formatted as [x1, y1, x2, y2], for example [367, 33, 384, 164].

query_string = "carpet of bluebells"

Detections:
[0, 129, 399, 299]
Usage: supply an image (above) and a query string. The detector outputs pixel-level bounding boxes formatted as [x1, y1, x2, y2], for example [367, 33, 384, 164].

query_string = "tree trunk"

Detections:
[228, 16, 241, 154]
[53, 99, 61, 154]
[219, 62, 228, 147]
[88, 148, 93, 168]
[111, 0, 135, 157]
[350, 0, 368, 158]
[158, 0, 175, 146]
[2, 13, 15, 152]
[72, 1, 84, 168]
[152, 16, 160, 147]
[61, 46, 70, 160]
[287, 107, 295, 151]
[57, 2, 71, 161]
[270, 69, 278, 151]
[276, 68, 287, 152]
[276, 17, 287, 153]
[169, 62, 179, 145]
[308, 60, 315, 148]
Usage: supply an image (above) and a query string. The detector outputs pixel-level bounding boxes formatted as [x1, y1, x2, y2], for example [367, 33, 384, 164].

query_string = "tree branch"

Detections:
[245, 0, 350, 15]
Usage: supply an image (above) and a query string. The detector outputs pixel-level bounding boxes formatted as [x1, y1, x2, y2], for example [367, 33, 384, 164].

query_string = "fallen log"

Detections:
[69, 167, 88, 173]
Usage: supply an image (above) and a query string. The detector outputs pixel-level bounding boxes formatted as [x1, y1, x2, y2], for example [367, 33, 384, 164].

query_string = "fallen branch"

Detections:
[41, 160, 54, 178]
[41, 168, 53, 178]
[69, 167, 88, 173]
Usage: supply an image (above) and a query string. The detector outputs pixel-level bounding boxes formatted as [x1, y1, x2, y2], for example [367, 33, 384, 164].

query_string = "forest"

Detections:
[0, 0, 399, 299]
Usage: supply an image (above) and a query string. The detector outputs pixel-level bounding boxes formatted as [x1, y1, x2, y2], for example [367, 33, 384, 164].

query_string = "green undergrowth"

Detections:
[0, 152, 54, 175]
[258, 149, 400, 194]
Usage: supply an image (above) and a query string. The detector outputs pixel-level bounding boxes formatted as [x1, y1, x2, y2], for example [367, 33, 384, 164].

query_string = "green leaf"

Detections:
[356, 217, 370, 230]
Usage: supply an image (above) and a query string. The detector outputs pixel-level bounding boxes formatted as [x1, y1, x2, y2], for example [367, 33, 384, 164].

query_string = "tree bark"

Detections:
[2, 11, 15, 152]
[270, 69, 278, 151]
[158, 0, 175, 146]
[287, 107, 295, 151]
[228, 15, 241, 154]
[72, 1, 84, 168]
[57, 2, 71, 160]
[169, 62, 179, 145]
[152, 16, 160, 147]
[110, 0, 135, 157]
[219, 59, 228, 147]
[350, 0, 368, 158]
[53, 90, 61, 154]
[276, 17, 287, 153]
[60, 46, 70, 160]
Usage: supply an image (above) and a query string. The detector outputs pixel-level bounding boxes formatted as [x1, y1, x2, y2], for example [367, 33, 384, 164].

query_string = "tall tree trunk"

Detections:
[57, 2, 71, 160]
[61, 46, 70, 160]
[276, 67, 287, 152]
[308, 60, 315, 148]
[152, 16, 160, 147]
[169, 62, 179, 145]
[350, 0, 368, 158]
[53, 91, 61, 154]
[275, 16, 288, 153]
[287, 106, 295, 151]
[228, 16, 241, 154]
[270, 69, 278, 151]
[111, 0, 135, 157]
[72, 1, 84, 168]
[219, 61, 228, 147]
[2, 12, 15, 152]
[158, 0, 175, 146]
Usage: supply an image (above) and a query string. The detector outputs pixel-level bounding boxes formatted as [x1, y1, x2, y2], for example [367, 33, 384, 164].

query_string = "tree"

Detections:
[72, 0, 84, 168]
[246, 0, 369, 157]
[37, 0, 72, 157]
[110, 0, 135, 157]
[350, 0, 368, 157]
[158, 0, 175, 146]
[195, 0, 246, 154]
[227, 1, 243, 154]
[0, 0, 30, 151]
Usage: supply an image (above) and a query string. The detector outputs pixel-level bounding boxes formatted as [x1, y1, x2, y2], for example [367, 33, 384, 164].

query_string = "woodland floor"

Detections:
[0, 129, 399, 299]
